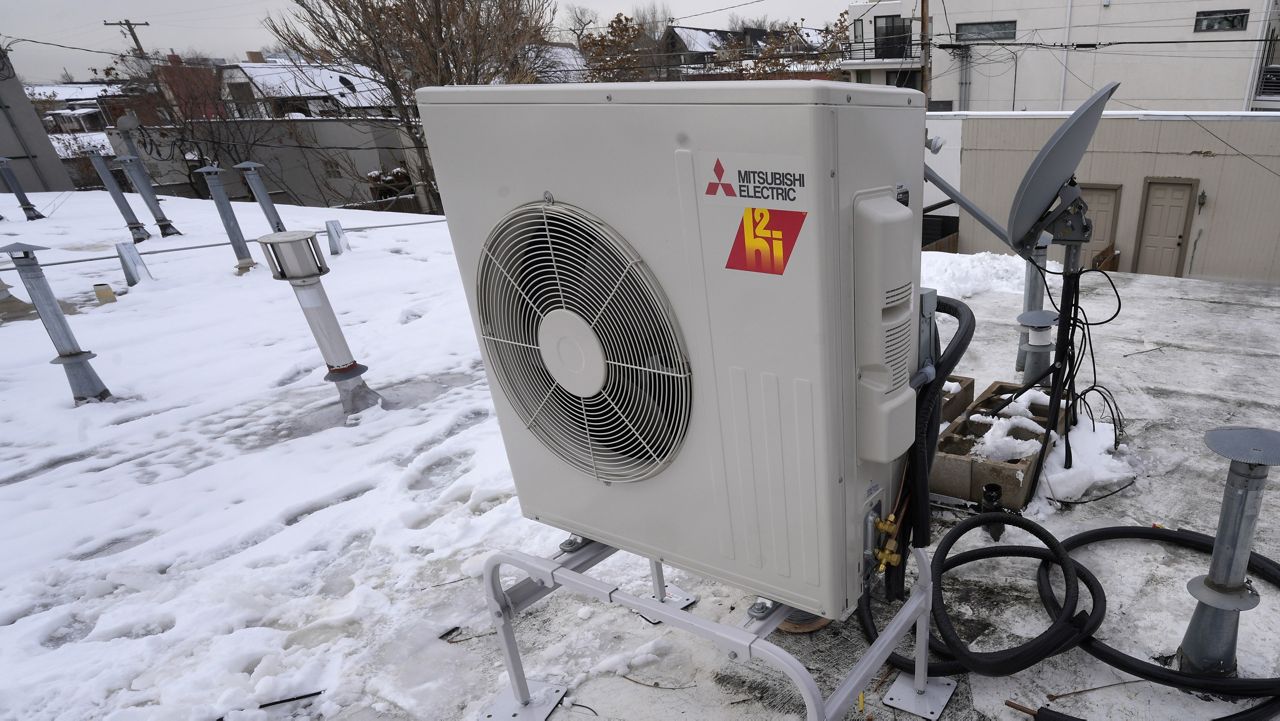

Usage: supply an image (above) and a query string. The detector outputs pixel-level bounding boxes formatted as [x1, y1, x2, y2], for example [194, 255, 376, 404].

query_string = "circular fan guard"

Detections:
[477, 202, 692, 483]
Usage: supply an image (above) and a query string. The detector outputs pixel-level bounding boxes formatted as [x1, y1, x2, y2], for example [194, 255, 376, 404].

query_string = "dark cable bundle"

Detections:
[994, 258, 1128, 504]
[860, 515, 1280, 721]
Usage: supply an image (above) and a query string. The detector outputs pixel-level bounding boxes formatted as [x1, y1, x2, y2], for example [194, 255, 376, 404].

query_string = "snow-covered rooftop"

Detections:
[797, 27, 825, 48]
[232, 63, 387, 108]
[47, 107, 101, 116]
[25, 83, 124, 101]
[1, 191, 1279, 719]
[47, 132, 113, 159]
[671, 26, 732, 54]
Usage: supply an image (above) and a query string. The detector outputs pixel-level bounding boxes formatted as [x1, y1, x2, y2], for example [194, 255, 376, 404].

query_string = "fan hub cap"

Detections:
[537, 309, 607, 397]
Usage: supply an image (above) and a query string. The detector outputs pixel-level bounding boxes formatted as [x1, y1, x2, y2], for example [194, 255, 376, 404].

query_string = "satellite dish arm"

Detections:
[923, 163, 1011, 249]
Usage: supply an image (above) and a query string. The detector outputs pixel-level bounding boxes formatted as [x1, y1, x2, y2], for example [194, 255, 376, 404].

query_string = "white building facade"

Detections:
[843, 0, 1280, 111]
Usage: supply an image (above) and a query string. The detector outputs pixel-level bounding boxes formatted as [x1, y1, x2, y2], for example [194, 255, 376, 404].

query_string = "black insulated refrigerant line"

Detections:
[860, 514, 1280, 720]
[887, 294, 975, 600]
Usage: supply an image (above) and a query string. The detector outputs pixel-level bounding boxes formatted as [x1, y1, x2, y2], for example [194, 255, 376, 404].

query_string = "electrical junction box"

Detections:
[418, 81, 924, 618]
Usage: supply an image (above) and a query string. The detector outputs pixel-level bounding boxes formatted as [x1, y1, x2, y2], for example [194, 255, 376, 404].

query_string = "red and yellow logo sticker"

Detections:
[725, 207, 807, 276]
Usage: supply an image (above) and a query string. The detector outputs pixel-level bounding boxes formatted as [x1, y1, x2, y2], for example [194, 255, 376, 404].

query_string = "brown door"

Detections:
[1135, 180, 1194, 277]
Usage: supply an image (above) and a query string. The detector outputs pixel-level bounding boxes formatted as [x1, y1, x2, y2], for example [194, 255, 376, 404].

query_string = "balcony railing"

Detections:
[839, 38, 924, 63]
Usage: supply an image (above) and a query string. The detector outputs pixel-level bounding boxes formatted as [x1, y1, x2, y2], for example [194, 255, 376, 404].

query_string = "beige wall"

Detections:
[956, 113, 1280, 282]
[924, 0, 1277, 112]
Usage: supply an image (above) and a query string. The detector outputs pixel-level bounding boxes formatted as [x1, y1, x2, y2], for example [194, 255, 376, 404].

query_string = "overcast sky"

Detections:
[4, 0, 849, 83]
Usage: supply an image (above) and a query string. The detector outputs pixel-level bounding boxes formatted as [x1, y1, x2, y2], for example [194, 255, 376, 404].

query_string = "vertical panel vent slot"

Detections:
[884, 319, 912, 392]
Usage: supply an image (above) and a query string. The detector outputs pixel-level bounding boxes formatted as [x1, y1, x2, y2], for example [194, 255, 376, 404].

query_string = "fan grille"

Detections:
[477, 202, 692, 482]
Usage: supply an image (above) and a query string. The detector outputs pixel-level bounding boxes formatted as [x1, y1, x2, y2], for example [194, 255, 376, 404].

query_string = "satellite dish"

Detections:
[116, 113, 140, 131]
[1006, 82, 1119, 254]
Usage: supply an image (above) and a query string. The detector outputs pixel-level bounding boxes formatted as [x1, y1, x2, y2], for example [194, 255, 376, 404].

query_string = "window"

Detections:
[886, 70, 920, 89]
[928, 99, 954, 111]
[955, 21, 1016, 42]
[1195, 9, 1248, 32]
[853, 18, 864, 43]
[874, 16, 913, 59]
[855, 70, 872, 84]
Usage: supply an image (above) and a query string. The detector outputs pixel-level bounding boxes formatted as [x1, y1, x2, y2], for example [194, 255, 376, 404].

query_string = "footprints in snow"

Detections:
[70, 530, 158, 561]
[284, 486, 374, 527]
[41, 614, 95, 649]
[0, 451, 94, 487]
[394, 409, 489, 468]
[41, 611, 176, 649]
[408, 451, 473, 492]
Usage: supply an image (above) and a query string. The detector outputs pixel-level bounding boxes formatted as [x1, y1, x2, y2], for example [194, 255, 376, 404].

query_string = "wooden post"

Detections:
[920, 0, 931, 101]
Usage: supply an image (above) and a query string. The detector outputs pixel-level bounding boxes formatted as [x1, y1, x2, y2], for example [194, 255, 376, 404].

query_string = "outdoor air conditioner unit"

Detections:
[417, 81, 924, 619]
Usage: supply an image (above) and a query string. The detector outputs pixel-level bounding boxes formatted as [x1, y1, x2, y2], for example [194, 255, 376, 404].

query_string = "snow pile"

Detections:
[969, 413, 1044, 462]
[1034, 421, 1137, 511]
[922, 250, 1062, 299]
[962, 388, 1137, 508]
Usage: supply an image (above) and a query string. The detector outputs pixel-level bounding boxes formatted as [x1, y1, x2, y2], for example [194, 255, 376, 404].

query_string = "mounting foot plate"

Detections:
[480, 680, 567, 721]
[883, 672, 956, 719]
[637, 584, 697, 624]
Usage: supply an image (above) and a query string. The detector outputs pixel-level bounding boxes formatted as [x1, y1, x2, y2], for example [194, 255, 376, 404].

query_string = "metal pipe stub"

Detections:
[1178, 426, 1280, 676]
[1018, 308, 1057, 388]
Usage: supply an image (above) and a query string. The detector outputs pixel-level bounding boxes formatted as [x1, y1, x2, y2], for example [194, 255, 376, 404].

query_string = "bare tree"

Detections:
[726, 15, 791, 32]
[265, 0, 558, 214]
[562, 4, 601, 46]
[630, 2, 671, 42]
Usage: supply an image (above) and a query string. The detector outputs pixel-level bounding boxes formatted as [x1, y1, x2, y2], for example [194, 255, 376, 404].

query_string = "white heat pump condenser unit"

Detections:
[418, 81, 924, 619]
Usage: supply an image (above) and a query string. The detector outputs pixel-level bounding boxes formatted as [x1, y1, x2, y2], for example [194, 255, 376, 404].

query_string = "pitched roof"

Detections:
[232, 63, 386, 108]
[670, 26, 739, 54]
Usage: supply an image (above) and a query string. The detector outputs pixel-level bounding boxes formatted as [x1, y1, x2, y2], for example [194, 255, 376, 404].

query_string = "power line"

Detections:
[1, 35, 129, 59]
[102, 19, 150, 59]
[580, 0, 767, 31]
[1039, 42, 1280, 182]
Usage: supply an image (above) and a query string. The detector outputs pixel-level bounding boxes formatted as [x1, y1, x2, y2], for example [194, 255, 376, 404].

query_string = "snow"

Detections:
[671, 27, 728, 54]
[47, 107, 101, 116]
[234, 63, 386, 109]
[25, 84, 124, 102]
[922, 250, 1061, 299]
[969, 413, 1045, 462]
[48, 132, 114, 159]
[2, 196, 1280, 721]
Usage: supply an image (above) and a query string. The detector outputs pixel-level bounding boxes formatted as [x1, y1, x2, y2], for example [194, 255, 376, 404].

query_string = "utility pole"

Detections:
[920, 0, 931, 102]
[103, 20, 173, 131]
[103, 19, 150, 58]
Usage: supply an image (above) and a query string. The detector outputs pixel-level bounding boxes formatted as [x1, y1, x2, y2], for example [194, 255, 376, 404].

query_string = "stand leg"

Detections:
[481, 556, 567, 720]
[650, 559, 666, 602]
[884, 549, 957, 719]
[914, 576, 930, 694]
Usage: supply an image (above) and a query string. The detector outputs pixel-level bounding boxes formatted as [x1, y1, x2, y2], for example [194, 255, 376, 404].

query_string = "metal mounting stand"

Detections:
[1178, 427, 1280, 675]
[481, 542, 953, 721]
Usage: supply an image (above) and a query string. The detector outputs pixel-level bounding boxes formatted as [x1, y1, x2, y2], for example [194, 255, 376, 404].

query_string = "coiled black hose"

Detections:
[858, 515, 1280, 720]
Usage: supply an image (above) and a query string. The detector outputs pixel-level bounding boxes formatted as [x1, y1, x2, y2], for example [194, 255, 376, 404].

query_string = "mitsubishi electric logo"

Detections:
[704, 158, 806, 202]
[705, 159, 736, 197]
